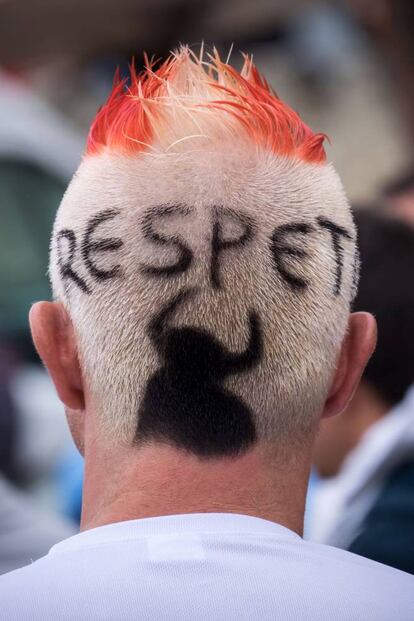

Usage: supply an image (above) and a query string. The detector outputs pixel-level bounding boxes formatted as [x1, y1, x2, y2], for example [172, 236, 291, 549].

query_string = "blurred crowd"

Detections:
[1, 0, 413, 575]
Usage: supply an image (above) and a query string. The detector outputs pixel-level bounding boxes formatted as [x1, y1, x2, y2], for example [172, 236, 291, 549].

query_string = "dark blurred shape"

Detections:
[312, 210, 414, 575]
[287, 4, 367, 93]
[0, 382, 15, 474]
[354, 210, 414, 406]
[383, 171, 414, 197]
[348, 460, 414, 575]
[0, 0, 314, 65]
[0, 340, 18, 478]
[384, 1, 414, 152]
[346, 210, 414, 574]
[382, 170, 414, 225]
[0, 68, 83, 333]
[0, 160, 65, 332]
[348, 0, 414, 151]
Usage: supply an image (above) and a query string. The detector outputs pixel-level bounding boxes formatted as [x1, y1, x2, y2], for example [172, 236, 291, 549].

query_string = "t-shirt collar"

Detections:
[49, 512, 301, 556]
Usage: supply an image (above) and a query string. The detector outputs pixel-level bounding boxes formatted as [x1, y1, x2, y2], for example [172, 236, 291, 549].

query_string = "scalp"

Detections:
[50, 143, 356, 452]
[49, 51, 356, 454]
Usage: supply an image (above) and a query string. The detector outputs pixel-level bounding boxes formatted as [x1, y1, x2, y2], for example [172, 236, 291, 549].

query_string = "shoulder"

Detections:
[299, 539, 414, 619]
[0, 555, 79, 621]
[0, 531, 413, 621]
[0, 556, 49, 592]
[0, 555, 62, 601]
[300, 537, 414, 603]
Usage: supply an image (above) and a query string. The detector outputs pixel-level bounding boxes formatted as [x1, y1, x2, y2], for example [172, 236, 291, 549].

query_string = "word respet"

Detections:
[55, 205, 353, 297]
[140, 204, 194, 277]
[56, 209, 123, 294]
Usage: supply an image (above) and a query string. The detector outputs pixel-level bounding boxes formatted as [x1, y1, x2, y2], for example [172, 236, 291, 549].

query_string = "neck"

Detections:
[80, 439, 312, 536]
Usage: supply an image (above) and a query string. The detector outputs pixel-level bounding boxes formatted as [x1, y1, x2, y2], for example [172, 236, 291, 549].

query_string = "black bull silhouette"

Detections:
[136, 288, 263, 457]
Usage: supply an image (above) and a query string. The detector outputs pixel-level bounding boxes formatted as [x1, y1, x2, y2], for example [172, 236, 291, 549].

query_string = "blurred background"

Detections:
[1, 0, 413, 575]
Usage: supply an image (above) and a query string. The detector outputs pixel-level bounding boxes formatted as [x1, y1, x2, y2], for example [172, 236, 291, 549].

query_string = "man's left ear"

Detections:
[29, 301, 85, 410]
[323, 312, 377, 419]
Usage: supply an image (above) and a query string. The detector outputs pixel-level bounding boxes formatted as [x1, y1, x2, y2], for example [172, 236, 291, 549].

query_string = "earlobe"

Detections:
[323, 312, 377, 419]
[29, 301, 85, 410]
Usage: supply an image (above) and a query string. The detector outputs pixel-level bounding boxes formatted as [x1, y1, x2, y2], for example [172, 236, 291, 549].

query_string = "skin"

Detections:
[29, 302, 376, 536]
[313, 380, 390, 478]
[384, 190, 414, 225]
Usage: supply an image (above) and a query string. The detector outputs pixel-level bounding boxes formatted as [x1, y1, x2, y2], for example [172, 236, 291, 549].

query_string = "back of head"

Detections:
[49, 47, 357, 457]
[353, 209, 414, 407]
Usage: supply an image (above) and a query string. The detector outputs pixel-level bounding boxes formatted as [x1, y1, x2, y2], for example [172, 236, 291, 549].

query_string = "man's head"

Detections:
[314, 209, 414, 477]
[30, 48, 375, 464]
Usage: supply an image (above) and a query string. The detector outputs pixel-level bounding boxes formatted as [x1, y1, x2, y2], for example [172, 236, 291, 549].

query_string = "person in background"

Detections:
[0, 337, 76, 575]
[0, 67, 84, 564]
[311, 209, 414, 575]
[0, 47, 412, 620]
[381, 170, 414, 225]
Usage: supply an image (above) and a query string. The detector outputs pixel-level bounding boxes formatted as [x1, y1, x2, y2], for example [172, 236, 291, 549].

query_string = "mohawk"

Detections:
[87, 46, 326, 163]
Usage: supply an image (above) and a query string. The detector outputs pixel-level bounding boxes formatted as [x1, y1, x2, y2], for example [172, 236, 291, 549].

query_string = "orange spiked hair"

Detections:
[86, 47, 326, 164]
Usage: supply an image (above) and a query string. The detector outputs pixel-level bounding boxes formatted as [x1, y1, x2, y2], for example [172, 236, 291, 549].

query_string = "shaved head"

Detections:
[49, 47, 357, 456]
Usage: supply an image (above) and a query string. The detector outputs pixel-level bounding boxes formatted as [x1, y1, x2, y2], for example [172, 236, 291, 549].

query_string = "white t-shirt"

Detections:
[0, 512, 412, 620]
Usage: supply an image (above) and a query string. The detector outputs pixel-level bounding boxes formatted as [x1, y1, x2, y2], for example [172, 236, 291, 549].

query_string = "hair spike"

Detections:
[86, 46, 326, 163]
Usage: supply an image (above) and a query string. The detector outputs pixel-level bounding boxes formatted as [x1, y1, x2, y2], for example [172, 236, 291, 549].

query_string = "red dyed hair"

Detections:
[86, 48, 326, 164]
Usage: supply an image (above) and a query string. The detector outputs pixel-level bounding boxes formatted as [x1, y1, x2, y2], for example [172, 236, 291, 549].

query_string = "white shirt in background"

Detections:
[309, 385, 414, 549]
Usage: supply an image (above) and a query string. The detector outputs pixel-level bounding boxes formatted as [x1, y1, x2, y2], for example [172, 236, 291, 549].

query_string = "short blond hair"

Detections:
[50, 47, 357, 456]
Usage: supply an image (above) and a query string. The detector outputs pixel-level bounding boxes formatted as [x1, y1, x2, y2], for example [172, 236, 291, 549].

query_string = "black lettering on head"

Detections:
[140, 205, 193, 277]
[317, 217, 352, 296]
[211, 207, 255, 289]
[136, 288, 262, 457]
[81, 209, 123, 282]
[56, 229, 90, 294]
[352, 246, 360, 293]
[270, 222, 314, 291]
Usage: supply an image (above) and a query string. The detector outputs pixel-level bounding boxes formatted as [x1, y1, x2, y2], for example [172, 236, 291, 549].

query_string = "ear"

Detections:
[323, 312, 377, 419]
[29, 301, 85, 410]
